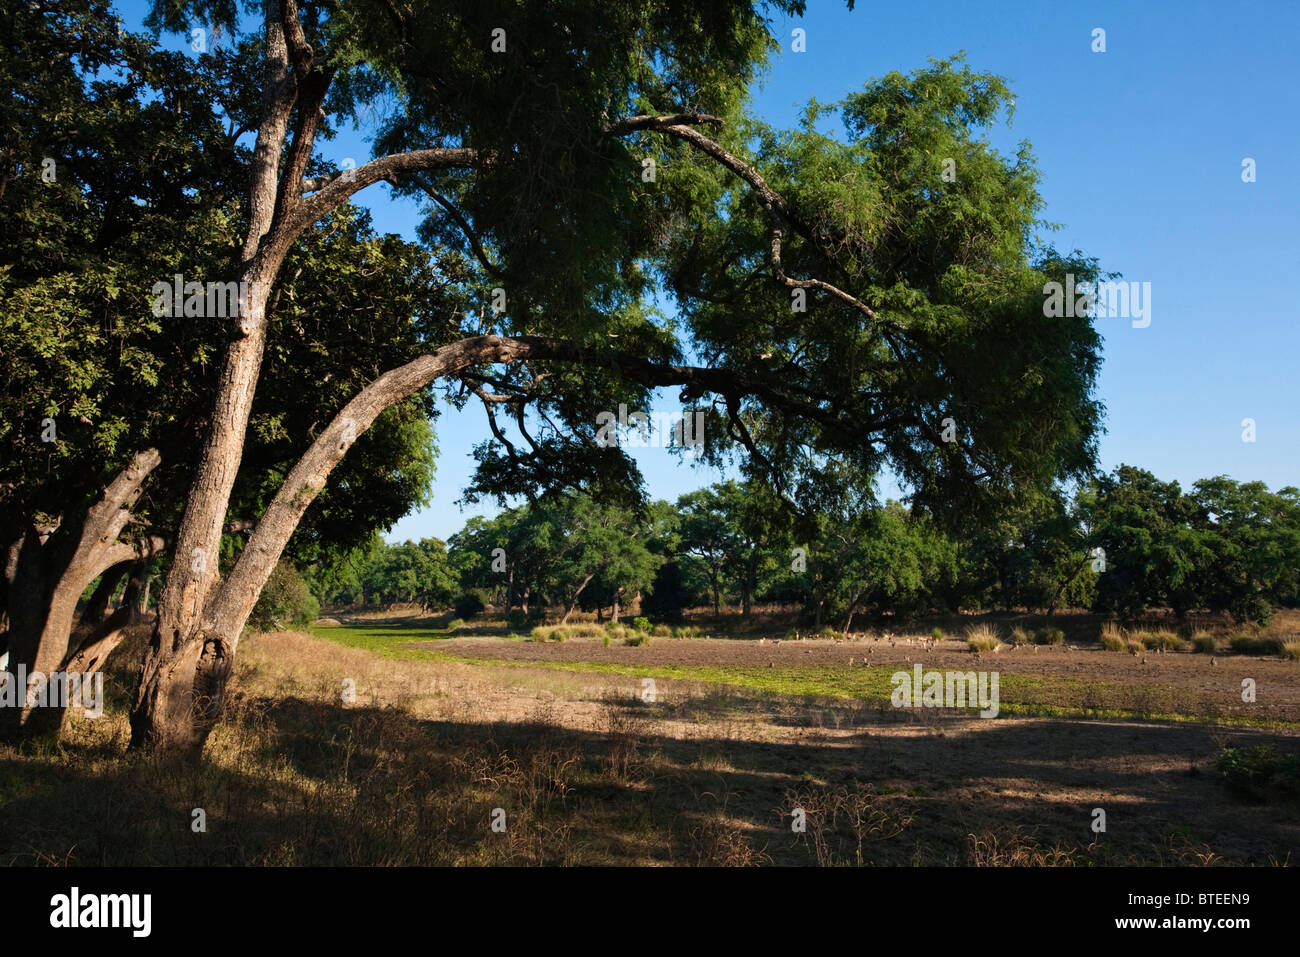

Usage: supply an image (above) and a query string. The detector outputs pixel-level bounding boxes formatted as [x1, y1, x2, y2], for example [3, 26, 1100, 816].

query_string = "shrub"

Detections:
[249, 560, 318, 631]
[1211, 743, 1284, 806]
[453, 592, 485, 620]
[625, 633, 648, 647]
[531, 623, 606, 642]
[819, 626, 838, 639]
[1099, 626, 1127, 652]
[1099, 622, 1126, 651]
[1282, 640, 1300, 661]
[1141, 630, 1185, 652]
[446, 618, 465, 631]
[965, 623, 1001, 653]
[1229, 634, 1283, 656]
[602, 635, 611, 647]
[674, 625, 702, 639]
[1009, 626, 1033, 647]
[633, 616, 652, 633]
[1191, 632, 1218, 654]
[506, 609, 528, 629]
[931, 627, 944, 642]
[1035, 627, 1065, 646]
[651, 624, 673, 637]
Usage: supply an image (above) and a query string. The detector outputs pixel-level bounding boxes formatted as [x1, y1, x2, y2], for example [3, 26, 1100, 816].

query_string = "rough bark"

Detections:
[0, 449, 162, 740]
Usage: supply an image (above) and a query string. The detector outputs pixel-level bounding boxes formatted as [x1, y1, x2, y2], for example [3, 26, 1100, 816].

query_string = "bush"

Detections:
[1229, 634, 1283, 656]
[674, 625, 702, 639]
[1140, 630, 1185, 652]
[249, 560, 318, 631]
[602, 635, 611, 647]
[507, 609, 528, 629]
[633, 616, 652, 633]
[651, 624, 672, 637]
[1034, 627, 1065, 646]
[1008, 626, 1033, 647]
[1282, 640, 1300, 661]
[1099, 623, 1127, 652]
[1191, 632, 1218, 654]
[1215, 746, 1300, 801]
[965, 623, 1001, 653]
[453, 592, 485, 620]
[931, 627, 944, 642]
[625, 634, 649, 646]
[446, 618, 465, 631]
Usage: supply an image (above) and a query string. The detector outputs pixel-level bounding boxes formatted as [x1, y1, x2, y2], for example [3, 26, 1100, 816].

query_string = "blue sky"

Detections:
[121, 0, 1300, 540]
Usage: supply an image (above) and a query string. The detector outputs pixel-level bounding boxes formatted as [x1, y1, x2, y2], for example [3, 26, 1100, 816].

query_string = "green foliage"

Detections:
[1216, 746, 1300, 803]
[453, 592, 486, 620]
[248, 561, 319, 631]
[1228, 634, 1282, 657]
[1034, 627, 1065, 646]
[633, 617, 651, 633]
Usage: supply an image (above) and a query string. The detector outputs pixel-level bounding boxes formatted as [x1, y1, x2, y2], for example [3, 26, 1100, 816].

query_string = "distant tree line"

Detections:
[299, 466, 1300, 629]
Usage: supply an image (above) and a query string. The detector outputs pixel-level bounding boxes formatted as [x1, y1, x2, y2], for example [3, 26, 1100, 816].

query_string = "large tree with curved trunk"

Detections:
[12, 0, 1106, 752]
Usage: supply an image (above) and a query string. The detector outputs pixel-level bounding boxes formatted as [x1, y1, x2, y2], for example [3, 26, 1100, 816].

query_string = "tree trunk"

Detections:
[1, 451, 162, 742]
[560, 574, 595, 624]
[84, 562, 131, 624]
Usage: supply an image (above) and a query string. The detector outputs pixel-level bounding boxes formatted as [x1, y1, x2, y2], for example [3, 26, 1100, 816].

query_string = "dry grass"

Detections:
[1099, 622, 1127, 651]
[964, 623, 1001, 653]
[5, 615, 1300, 867]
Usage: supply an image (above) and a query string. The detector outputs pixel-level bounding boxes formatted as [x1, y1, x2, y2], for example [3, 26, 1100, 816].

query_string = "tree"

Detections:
[12, 1, 1105, 751]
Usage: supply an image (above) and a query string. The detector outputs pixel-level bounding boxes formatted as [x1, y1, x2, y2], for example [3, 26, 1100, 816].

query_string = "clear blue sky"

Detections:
[120, 0, 1300, 541]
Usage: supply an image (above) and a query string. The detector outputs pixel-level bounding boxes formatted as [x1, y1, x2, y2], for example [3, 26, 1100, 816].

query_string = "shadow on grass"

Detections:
[2, 689, 1296, 866]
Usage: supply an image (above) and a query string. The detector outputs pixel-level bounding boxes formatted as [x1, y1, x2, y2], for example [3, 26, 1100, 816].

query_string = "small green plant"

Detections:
[819, 626, 838, 639]
[1216, 745, 1284, 802]
[651, 624, 672, 637]
[507, 609, 528, 629]
[674, 625, 702, 639]
[1009, 626, 1033, 647]
[446, 618, 465, 631]
[633, 616, 652, 633]
[1035, 627, 1065, 646]
[602, 635, 611, 647]
[625, 634, 648, 647]
[931, 627, 944, 642]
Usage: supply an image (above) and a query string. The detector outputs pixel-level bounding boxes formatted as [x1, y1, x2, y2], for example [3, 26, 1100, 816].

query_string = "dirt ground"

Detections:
[310, 626, 1300, 864]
